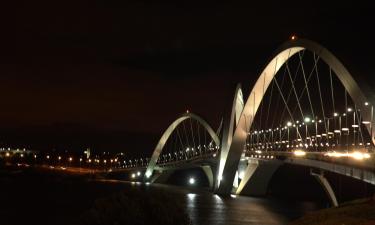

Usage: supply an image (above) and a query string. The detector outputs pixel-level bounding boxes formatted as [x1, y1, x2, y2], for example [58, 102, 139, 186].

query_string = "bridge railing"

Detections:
[245, 150, 375, 171]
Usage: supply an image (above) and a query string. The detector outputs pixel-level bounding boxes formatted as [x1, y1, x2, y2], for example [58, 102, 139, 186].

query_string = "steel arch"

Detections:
[144, 112, 220, 180]
[217, 38, 375, 194]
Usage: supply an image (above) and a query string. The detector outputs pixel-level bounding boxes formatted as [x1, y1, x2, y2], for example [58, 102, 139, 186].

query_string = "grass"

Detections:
[289, 198, 375, 225]
[80, 189, 191, 225]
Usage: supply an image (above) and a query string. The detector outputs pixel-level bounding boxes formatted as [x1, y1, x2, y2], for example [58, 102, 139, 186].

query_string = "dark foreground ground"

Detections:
[0, 166, 191, 225]
[290, 198, 375, 225]
[3, 164, 375, 225]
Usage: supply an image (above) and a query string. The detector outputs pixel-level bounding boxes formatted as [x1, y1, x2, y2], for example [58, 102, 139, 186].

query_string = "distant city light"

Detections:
[293, 150, 306, 157]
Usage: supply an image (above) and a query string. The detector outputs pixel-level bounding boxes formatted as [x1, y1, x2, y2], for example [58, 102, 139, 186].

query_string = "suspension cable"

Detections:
[189, 118, 196, 151]
[285, 51, 305, 121]
[314, 53, 328, 135]
[276, 53, 304, 128]
[271, 64, 288, 128]
[298, 50, 315, 118]
[329, 67, 336, 115]
[176, 127, 185, 158]
[196, 119, 201, 154]
[265, 79, 275, 129]
[182, 120, 190, 150]
[259, 69, 267, 130]
[355, 106, 365, 145]
[274, 73, 296, 125]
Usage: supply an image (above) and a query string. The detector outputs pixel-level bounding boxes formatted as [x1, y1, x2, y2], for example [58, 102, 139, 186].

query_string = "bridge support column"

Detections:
[236, 159, 283, 196]
[310, 169, 338, 207]
[151, 170, 174, 184]
[236, 159, 259, 194]
[201, 165, 214, 190]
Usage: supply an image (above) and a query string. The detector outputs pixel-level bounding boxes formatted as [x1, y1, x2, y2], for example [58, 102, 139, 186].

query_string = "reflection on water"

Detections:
[149, 183, 323, 225]
[185, 192, 287, 225]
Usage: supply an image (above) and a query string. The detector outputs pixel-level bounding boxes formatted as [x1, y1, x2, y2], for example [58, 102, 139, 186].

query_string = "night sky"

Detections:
[3, 1, 374, 156]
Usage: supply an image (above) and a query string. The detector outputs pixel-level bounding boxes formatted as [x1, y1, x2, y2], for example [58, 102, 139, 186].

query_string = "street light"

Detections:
[189, 177, 195, 185]
[286, 121, 292, 146]
[304, 117, 311, 146]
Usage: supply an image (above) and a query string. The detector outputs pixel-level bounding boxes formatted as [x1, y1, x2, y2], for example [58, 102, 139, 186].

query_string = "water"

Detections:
[130, 182, 323, 225]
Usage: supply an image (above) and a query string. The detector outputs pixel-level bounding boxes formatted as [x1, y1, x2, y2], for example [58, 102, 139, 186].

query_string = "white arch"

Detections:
[217, 38, 375, 194]
[216, 84, 244, 189]
[144, 112, 220, 180]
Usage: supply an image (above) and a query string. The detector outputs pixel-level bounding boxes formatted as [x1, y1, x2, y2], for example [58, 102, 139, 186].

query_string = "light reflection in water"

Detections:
[187, 193, 196, 200]
[136, 183, 324, 225]
[96, 177, 324, 225]
[183, 190, 321, 225]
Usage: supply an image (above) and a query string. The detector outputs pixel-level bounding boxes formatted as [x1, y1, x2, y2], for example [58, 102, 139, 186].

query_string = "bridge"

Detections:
[118, 38, 375, 207]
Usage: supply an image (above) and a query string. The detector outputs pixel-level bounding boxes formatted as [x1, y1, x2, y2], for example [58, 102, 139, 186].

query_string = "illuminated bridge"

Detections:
[122, 38, 375, 207]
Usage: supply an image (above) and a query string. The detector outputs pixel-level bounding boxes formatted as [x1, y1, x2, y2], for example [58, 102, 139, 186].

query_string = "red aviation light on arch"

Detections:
[290, 35, 298, 41]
